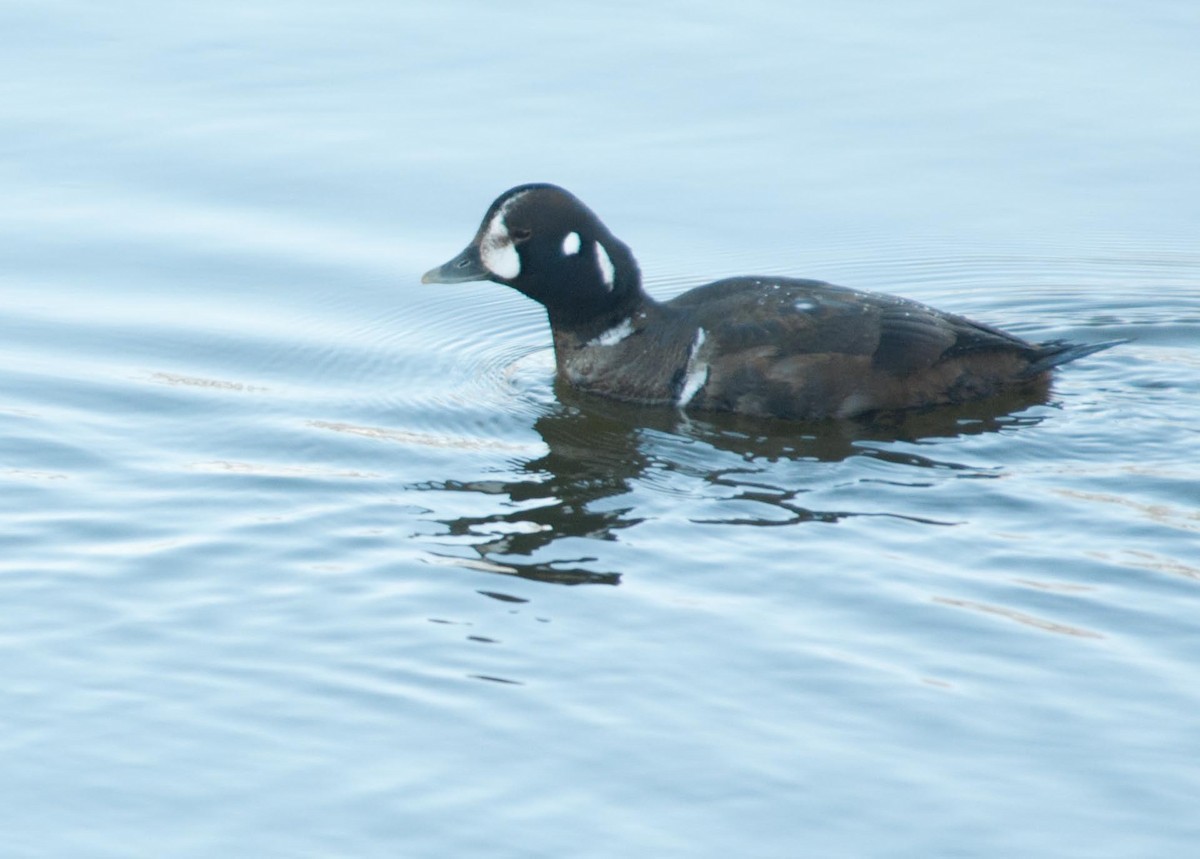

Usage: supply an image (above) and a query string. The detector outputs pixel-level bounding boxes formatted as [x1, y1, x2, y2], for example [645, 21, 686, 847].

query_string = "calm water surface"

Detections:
[3, 2, 1199, 857]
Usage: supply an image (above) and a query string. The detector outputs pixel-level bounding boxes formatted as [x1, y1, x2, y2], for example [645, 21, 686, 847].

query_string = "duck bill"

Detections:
[420, 245, 489, 284]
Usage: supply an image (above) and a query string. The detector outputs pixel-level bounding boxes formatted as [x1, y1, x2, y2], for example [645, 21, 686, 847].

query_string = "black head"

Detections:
[422, 184, 643, 328]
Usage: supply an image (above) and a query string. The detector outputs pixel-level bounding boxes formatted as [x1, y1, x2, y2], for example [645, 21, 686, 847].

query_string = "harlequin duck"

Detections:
[422, 183, 1121, 420]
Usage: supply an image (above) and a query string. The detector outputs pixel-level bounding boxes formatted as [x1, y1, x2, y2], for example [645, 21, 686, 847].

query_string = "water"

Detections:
[3, 2, 1199, 857]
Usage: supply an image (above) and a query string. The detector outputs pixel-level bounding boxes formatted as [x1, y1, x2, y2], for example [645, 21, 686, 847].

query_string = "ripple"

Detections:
[932, 596, 1105, 639]
[3, 468, 70, 481]
[189, 460, 382, 479]
[149, 372, 270, 393]
[307, 420, 537, 453]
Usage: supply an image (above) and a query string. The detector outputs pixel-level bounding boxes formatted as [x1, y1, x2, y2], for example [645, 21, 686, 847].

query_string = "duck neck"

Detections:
[547, 278, 655, 345]
[546, 234, 653, 336]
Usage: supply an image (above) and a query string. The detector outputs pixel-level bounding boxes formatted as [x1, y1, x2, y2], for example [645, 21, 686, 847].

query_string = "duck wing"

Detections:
[671, 277, 1035, 376]
[665, 277, 1044, 418]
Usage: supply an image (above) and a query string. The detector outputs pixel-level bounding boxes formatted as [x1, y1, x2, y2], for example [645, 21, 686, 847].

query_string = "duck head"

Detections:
[422, 183, 643, 328]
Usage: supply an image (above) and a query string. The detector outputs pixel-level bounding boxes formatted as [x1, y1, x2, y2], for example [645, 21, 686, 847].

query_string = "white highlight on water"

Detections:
[562, 231, 581, 256]
[677, 328, 709, 407]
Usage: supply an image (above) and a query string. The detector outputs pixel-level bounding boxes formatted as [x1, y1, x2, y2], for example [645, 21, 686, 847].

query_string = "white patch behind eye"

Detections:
[595, 243, 615, 291]
[480, 227, 520, 279]
[562, 232, 581, 256]
[479, 192, 528, 280]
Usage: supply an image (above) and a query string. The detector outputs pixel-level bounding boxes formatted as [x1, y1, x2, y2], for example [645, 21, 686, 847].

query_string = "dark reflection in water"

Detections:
[417, 382, 1050, 586]
[416, 394, 646, 586]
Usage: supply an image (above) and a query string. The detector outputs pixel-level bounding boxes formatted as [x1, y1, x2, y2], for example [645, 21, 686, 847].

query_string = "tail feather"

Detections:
[1022, 338, 1129, 378]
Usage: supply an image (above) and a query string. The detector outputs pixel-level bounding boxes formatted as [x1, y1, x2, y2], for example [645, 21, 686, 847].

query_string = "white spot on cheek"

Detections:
[793, 299, 816, 312]
[677, 328, 709, 408]
[562, 231, 580, 256]
[587, 317, 634, 347]
[595, 243, 615, 291]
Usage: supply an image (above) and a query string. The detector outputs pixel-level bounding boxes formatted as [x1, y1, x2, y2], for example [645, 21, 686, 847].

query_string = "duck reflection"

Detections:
[419, 382, 1050, 586]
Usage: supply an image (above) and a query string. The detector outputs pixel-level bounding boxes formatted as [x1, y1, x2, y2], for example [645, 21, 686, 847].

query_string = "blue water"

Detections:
[3, 2, 1199, 857]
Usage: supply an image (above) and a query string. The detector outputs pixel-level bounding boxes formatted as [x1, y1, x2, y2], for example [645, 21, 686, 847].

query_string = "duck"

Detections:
[421, 183, 1120, 420]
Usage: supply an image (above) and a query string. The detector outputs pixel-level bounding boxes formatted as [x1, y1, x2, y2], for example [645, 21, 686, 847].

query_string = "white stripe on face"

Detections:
[595, 242, 615, 291]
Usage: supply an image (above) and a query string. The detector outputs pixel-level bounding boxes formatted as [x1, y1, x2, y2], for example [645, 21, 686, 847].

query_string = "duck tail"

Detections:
[1022, 338, 1129, 378]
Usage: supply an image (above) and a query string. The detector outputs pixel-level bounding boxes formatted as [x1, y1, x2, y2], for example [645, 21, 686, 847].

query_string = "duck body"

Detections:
[422, 184, 1119, 420]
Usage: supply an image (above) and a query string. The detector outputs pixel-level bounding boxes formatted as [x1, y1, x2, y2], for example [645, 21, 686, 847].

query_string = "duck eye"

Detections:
[511, 227, 532, 241]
